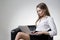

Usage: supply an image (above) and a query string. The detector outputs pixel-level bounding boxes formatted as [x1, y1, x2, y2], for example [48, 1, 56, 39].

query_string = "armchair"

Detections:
[11, 25, 53, 40]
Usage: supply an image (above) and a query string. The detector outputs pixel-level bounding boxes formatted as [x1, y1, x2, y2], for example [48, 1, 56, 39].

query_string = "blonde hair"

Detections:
[35, 3, 50, 25]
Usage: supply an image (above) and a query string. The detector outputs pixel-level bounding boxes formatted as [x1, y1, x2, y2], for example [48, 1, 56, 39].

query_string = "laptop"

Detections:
[18, 25, 36, 35]
[18, 25, 32, 34]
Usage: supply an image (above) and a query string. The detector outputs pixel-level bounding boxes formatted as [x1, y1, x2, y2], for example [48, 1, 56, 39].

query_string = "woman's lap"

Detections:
[30, 34, 53, 40]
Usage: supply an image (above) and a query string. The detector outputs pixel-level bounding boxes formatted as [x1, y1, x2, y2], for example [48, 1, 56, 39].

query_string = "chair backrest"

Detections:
[28, 25, 36, 31]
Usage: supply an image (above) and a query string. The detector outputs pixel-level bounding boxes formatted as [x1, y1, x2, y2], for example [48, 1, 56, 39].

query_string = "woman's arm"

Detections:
[47, 17, 57, 37]
[34, 31, 49, 35]
[35, 17, 57, 37]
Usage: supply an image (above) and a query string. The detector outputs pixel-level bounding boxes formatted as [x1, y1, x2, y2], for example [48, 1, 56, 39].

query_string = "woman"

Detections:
[15, 3, 57, 40]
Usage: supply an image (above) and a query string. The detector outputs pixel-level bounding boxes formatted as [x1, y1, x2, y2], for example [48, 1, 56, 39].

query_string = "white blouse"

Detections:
[36, 16, 57, 37]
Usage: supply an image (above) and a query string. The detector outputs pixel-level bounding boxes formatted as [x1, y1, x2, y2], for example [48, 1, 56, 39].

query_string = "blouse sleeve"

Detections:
[48, 17, 57, 37]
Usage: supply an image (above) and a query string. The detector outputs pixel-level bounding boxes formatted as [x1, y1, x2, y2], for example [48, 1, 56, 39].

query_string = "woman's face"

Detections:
[36, 7, 46, 17]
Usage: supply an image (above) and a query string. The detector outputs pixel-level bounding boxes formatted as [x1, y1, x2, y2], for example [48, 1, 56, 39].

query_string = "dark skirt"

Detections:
[30, 31, 53, 40]
[30, 34, 53, 40]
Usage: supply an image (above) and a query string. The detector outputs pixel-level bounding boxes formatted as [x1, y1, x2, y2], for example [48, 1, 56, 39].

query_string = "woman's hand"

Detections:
[34, 32, 44, 35]
[34, 31, 49, 35]
[42, 31, 49, 35]
[31, 31, 35, 34]
[31, 31, 49, 35]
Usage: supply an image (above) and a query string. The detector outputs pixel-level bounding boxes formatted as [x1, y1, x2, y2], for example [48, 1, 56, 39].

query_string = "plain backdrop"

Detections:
[0, 0, 60, 40]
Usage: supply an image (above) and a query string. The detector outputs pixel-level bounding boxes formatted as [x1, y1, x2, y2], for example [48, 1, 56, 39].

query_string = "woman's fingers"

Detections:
[34, 32, 43, 35]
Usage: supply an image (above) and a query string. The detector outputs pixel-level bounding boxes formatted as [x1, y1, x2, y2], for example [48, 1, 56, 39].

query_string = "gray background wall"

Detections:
[0, 0, 60, 40]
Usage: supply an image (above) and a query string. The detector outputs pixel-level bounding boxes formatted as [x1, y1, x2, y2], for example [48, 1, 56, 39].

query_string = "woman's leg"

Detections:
[15, 32, 30, 40]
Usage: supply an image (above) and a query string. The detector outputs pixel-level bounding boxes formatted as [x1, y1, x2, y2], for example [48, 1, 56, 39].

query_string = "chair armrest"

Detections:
[11, 27, 22, 40]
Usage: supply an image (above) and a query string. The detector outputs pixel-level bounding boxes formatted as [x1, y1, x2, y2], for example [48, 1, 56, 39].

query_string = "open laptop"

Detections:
[18, 25, 36, 35]
[18, 25, 32, 34]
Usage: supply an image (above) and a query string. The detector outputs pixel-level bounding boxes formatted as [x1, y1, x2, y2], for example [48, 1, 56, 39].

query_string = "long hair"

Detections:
[35, 3, 50, 25]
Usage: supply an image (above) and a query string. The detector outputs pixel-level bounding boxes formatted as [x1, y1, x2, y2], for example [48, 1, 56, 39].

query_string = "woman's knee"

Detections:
[17, 32, 29, 37]
[17, 32, 23, 35]
[26, 34, 30, 38]
[24, 34, 30, 40]
[16, 32, 30, 40]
